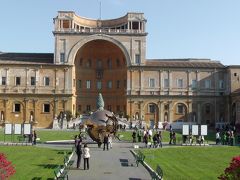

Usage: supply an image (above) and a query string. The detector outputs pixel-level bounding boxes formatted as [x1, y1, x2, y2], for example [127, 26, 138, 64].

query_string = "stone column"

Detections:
[187, 70, 191, 91]
[197, 103, 201, 124]
[3, 99, 8, 122]
[64, 68, 68, 93]
[24, 98, 29, 123]
[33, 99, 38, 123]
[54, 99, 58, 118]
[196, 70, 200, 91]
[159, 70, 162, 91]
[54, 69, 58, 92]
[168, 70, 172, 91]
[139, 70, 143, 90]
[158, 101, 164, 122]
[25, 68, 29, 88]
[168, 101, 173, 123]
[187, 101, 192, 122]
[5, 68, 9, 86]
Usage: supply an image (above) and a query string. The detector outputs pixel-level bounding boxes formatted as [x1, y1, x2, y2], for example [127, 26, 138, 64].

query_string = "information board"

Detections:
[23, 124, 31, 135]
[14, 124, 22, 135]
[182, 125, 189, 135]
[192, 125, 199, 135]
[201, 125, 208, 136]
[5, 124, 12, 135]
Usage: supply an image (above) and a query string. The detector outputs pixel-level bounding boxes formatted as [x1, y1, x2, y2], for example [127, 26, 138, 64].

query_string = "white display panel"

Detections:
[5, 124, 12, 135]
[182, 125, 189, 135]
[23, 124, 31, 135]
[14, 124, 22, 135]
[201, 125, 208, 136]
[192, 125, 199, 135]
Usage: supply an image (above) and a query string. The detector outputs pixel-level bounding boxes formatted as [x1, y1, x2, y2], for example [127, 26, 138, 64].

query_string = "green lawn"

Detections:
[0, 146, 71, 180]
[0, 129, 80, 143]
[140, 146, 240, 180]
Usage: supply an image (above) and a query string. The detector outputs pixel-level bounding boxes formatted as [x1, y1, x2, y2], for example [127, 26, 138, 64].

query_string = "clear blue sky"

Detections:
[0, 0, 240, 65]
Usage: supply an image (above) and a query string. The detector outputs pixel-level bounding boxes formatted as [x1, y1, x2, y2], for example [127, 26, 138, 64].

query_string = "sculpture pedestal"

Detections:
[52, 117, 60, 129]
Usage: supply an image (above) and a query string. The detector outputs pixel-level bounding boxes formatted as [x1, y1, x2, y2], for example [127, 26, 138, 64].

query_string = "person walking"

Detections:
[103, 134, 109, 151]
[32, 130, 37, 145]
[83, 144, 90, 170]
[76, 141, 82, 169]
[108, 134, 113, 149]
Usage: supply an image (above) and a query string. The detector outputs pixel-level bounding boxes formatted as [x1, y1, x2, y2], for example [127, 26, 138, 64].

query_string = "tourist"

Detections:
[83, 144, 90, 170]
[143, 132, 148, 148]
[108, 134, 113, 149]
[103, 134, 109, 151]
[189, 133, 193, 145]
[172, 131, 176, 145]
[158, 131, 163, 148]
[132, 131, 136, 143]
[137, 129, 142, 142]
[76, 140, 82, 169]
[169, 131, 173, 144]
[32, 130, 37, 145]
[216, 131, 221, 145]
[153, 133, 158, 148]
[148, 129, 153, 139]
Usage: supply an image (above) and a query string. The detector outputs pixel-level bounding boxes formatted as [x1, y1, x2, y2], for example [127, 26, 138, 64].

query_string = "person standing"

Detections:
[83, 144, 90, 170]
[32, 130, 37, 145]
[132, 131, 136, 143]
[103, 134, 109, 151]
[216, 131, 221, 145]
[76, 141, 82, 169]
[108, 134, 113, 149]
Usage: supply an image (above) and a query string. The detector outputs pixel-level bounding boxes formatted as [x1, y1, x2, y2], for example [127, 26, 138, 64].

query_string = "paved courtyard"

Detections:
[68, 142, 152, 180]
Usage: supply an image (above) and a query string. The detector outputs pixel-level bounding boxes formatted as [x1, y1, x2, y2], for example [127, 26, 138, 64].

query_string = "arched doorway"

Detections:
[173, 103, 188, 122]
[144, 103, 159, 129]
[74, 40, 127, 115]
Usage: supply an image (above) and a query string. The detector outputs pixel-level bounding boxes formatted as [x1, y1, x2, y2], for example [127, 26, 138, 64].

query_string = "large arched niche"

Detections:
[74, 38, 128, 115]
[67, 34, 131, 66]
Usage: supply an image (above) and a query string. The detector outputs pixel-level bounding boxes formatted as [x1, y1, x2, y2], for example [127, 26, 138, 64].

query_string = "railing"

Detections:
[55, 28, 146, 34]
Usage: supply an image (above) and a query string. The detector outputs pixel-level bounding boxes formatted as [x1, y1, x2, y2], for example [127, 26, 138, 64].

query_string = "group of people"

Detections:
[74, 135, 91, 170]
[216, 128, 235, 146]
[132, 129, 163, 148]
[103, 133, 113, 151]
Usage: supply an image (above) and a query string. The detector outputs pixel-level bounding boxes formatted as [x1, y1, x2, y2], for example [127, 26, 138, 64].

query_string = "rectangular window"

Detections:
[97, 60, 102, 69]
[2, 77, 6, 85]
[177, 79, 183, 88]
[107, 59, 112, 69]
[15, 77, 21, 86]
[219, 80, 224, 89]
[43, 104, 50, 113]
[97, 81, 102, 90]
[107, 81, 112, 89]
[177, 104, 184, 114]
[117, 80, 120, 89]
[117, 105, 120, 112]
[79, 80, 82, 88]
[205, 80, 211, 89]
[107, 105, 112, 111]
[149, 104, 155, 113]
[86, 80, 91, 89]
[44, 77, 50, 86]
[116, 59, 120, 67]
[164, 78, 169, 88]
[192, 80, 197, 89]
[86, 105, 91, 111]
[31, 77, 36, 86]
[60, 53, 65, 63]
[14, 103, 21, 112]
[149, 78, 155, 88]
[135, 54, 140, 64]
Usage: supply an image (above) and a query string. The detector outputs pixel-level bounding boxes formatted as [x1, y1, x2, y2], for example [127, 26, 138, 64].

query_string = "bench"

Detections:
[152, 165, 163, 180]
[134, 151, 145, 167]
[64, 155, 74, 170]
[54, 165, 68, 180]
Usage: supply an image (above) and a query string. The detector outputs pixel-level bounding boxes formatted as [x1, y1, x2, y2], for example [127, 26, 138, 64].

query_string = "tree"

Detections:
[0, 153, 15, 180]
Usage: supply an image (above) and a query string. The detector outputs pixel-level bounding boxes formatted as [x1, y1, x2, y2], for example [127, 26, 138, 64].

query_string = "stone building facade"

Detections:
[0, 11, 240, 128]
